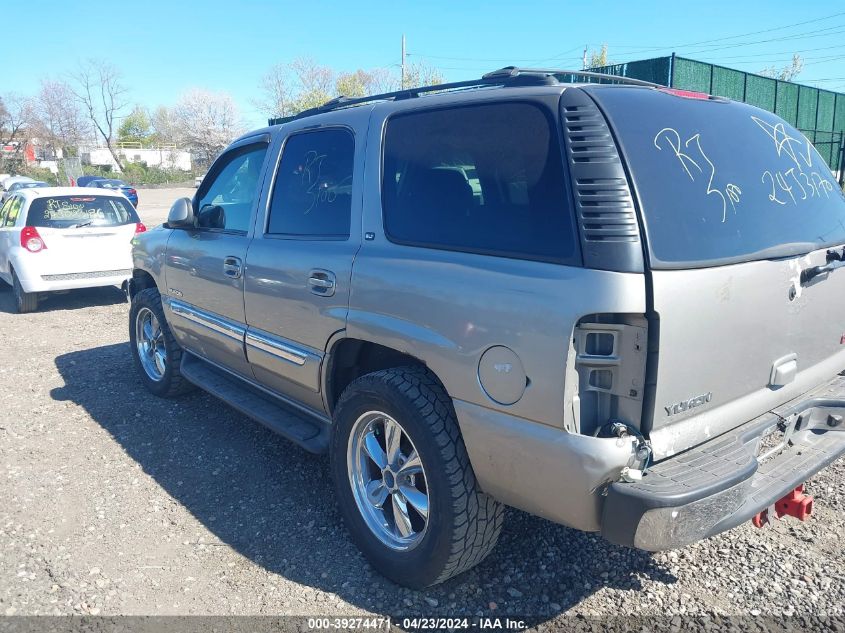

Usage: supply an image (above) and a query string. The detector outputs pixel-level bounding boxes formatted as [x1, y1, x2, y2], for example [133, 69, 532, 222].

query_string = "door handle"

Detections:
[308, 269, 336, 297]
[223, 256, 243, 279]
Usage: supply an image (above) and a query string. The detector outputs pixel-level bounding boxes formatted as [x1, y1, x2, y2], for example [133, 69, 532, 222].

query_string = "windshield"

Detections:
[16, 182, 47, 190]
[590, 88, 845, 268]
[26, 195, 139, 228]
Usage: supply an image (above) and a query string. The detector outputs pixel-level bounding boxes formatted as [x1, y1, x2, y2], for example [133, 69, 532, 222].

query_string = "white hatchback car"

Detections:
[0, 187, 146, 312]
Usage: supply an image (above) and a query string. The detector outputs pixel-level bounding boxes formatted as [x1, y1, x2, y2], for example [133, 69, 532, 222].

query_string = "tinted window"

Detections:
[382, 102, 577, 262]
[592, 89, 845, 267]
[197, 144, 268, 232]
[267, 129, 353, 237]
[26, 195, 139, 228]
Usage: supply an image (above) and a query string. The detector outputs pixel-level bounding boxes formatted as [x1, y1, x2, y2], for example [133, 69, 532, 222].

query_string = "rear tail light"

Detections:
[128, 188, 137, 195]
[20, 226, 46, 253]
[134, 222, 147, 235]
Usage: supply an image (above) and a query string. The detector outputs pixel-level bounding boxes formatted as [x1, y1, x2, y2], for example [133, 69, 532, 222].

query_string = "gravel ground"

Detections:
[1, 189, 844, 625]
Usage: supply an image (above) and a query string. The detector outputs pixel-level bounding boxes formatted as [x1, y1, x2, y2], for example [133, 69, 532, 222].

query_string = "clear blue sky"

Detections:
[10, 0, 845, 128]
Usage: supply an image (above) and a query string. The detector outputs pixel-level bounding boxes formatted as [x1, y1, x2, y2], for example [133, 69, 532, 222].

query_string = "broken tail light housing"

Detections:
[659, 88, 712, 100]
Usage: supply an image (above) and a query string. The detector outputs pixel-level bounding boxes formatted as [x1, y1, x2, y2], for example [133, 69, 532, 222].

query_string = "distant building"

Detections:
[80, 144, 192, 172]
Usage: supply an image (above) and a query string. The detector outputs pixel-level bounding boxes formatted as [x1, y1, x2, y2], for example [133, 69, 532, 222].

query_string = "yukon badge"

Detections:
[665, 392, 712, 417]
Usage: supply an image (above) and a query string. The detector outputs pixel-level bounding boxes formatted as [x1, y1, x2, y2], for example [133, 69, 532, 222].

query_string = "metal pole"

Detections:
[583, 45, 588, 70]
[401, 34, 406, 90]
[839, 132, 845, 188]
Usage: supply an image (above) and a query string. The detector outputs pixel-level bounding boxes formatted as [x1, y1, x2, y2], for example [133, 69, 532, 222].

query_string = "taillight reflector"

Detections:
[20, 226, 46, 253]
[659, 88, 712, 100]
[135, 223, 147, 234]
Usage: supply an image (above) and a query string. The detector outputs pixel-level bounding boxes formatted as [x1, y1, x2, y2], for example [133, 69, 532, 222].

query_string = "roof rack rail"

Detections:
[267, 66, 661, 125]
[484, 66, 662, 88]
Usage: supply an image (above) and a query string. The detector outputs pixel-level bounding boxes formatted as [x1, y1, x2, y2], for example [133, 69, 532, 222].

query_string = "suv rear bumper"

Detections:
[602, 373, 845, 550]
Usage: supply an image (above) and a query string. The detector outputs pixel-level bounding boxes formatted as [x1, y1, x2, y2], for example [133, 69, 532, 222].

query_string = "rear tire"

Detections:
[12, 270, 38, 313]
[129, 287, 193, 398]
[330, 366, 504, 588]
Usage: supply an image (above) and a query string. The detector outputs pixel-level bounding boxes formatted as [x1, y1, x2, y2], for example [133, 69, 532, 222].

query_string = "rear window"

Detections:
[382, 102, 578, 264]
[26, 195, 139, 228]
[592, 89, 845, 267]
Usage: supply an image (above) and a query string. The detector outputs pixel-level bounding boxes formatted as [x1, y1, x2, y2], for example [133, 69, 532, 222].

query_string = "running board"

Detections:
[180, 353, 330, 454]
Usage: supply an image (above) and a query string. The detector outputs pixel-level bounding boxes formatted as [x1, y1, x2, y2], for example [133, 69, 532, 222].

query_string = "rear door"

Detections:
[590, 87, 845, 459]
[163, 136, 271, 378]
[243, 119, 363, 413]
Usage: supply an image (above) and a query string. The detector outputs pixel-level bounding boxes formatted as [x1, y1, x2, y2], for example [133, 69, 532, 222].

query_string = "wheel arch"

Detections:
[128, 268, 159, 300]
[323, 336, 446, 416]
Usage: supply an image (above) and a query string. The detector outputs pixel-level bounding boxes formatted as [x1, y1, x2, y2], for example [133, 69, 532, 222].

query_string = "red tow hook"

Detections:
[752, 485, 814, 528]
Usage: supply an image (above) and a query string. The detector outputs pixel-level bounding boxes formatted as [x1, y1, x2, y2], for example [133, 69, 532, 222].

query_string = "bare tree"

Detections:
[31, 80, 88, 156]
[0, 94, 35, 171]
[336, 68, 396, 97]
[173, 88, 244, 166]
[0, 93, 34, 146]
[253, 57, 335, 119]
[254, 59, 445, 119]
[150, 106, 178, 146]
[759, 54, 804, 82]
[70, 60, 129, 170]
[402, 61, 444, 89]
[254, 63, 296, 119]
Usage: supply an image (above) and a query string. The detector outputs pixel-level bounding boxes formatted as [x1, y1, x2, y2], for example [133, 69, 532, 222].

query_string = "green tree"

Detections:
[402, 61, 444, 90]
[587, 44, 609, 69]
[118, 106, 151, 145]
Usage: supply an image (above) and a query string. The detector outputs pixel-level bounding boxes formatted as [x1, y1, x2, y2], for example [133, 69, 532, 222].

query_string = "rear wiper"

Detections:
[73, 220, 94, 229]
[800, 247, 845, 286]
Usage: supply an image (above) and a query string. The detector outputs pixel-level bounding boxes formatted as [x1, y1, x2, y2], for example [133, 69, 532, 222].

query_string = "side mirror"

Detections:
[167, 197, 194, 228]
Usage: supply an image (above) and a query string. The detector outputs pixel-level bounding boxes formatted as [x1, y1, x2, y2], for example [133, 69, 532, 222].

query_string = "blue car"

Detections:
[85, 178, 139, 207]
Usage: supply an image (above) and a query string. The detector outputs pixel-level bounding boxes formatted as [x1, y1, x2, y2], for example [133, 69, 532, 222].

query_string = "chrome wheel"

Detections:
[348, 411, 430, 550]
[135, 307, 166, 382]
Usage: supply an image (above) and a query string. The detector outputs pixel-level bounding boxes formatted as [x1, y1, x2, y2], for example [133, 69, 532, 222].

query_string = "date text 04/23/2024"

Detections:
[306, 617, 529, 630]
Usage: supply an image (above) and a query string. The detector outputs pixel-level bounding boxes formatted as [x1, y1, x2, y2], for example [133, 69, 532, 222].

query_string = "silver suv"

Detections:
[128, 68, 845, 588]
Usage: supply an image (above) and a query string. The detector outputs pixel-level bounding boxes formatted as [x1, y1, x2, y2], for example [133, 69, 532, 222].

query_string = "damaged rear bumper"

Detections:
[602, 373, 845, 551]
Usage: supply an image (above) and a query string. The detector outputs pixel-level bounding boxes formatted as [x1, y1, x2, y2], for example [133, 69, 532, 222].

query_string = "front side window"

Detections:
[267, 129, 354, 238]
[382, 102, 578, 263]
[196, 143, 269, 232]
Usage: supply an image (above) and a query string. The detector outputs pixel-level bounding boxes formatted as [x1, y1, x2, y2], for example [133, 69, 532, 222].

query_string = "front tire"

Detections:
[129, 287, 193, 398]
[12, 270, 38, 313]
[331, 366, 504, 588]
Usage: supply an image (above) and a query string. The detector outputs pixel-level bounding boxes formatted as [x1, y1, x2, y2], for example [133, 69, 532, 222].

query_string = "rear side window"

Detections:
[267, 128, 354, 238]
[25, 195, 139, 228]
[591, 89, 845, 267]
[382, 102, 578, 263]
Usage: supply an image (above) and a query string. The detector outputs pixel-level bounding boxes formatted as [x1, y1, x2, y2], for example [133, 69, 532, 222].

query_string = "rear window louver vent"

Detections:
[561, 91, 643, 273]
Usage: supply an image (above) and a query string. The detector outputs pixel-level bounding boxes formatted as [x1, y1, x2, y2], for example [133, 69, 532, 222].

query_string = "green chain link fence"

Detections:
[588, 55, 845, 184]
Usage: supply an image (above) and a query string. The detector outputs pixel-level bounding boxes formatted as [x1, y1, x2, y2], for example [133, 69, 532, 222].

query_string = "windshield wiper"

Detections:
[73, 220, 94, 229]
[800, 247, 845, 286]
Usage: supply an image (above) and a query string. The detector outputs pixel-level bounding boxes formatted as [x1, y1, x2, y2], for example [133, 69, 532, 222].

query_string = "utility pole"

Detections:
[401, 34, 407, 89]
[583, 45, 588, 70]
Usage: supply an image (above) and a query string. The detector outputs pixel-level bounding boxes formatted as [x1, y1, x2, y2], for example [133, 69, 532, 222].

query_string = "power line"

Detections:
[602, 10, 845, 54]
[405, 46, 583, 66]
